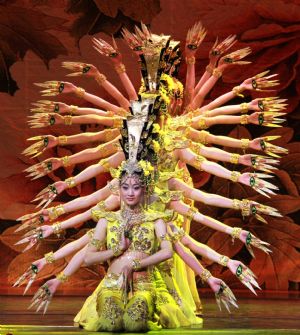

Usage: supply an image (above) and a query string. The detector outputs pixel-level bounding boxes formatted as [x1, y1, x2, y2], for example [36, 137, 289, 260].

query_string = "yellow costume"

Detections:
[74, 209, 192, 332]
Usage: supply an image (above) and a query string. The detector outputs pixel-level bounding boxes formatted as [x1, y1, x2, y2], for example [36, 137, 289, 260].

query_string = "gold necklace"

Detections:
[120, 206, 145, 233]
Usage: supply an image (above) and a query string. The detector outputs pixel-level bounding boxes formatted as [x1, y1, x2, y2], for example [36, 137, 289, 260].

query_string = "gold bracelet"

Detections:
[240, 114, 249, 125]
[112, 244, 122, 257]
[69, 105, 78, 115]
[56, 204, 65, 217]
[231, 227, 242, 243]
[186, 207, 198, 221]
[158, 234, 169, 242]
[232, 86, 244, 98]
[97, 143, 111, 156]
[62, 155, 71, 167]
[218, 255, 229, 267]
[95, 73, 107, 86]
[232, 199, 241, 210]
[212, 68, 222, 78]
[198, 118, 208, 130]
[114, 63, 126, 74]
[132, 259, 141, 271]
[104, 129, 114, 142]
[89, 238, 105, 251]
[52, 221, 62, 236]
[185, 56, 196, 65]
[65, 177, 76, 188]
[241, 199, 250, 217]
[200, 269, 212, 282]
[48, 205, 64, 221]
[170, 228, 185, 243]
[44, 251, 55, 264]
[206, 64, 214, 74]
[197, 130, 210, 144]
[97, 200, 108, 211]
[58, 135, 68, 145]
[98, 158, 110, 172]
[230, 171, 241, 183]
[184, 105, 194, 115]
[190, 142, 204, 155]
[241, 138, 250, 151]
[230, 153, 240, 164]
[193, 155, 206, 171]
[75, 87, 85, 98]
[56, 271, 69, 283]
[112, 118, 123, 128]
[116, 108, 127, 116]
[64, 115, 72, 125]
[240, 102, 249, 114]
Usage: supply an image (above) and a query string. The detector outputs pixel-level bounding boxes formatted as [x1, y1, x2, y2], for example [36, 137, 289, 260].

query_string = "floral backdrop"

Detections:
[0, 0, 300, 295]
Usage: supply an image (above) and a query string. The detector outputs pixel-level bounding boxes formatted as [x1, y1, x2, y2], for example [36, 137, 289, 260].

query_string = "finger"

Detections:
[15, 237, 30, 245]
[241, 279, 257, 295]
[24, 277, 35, 295]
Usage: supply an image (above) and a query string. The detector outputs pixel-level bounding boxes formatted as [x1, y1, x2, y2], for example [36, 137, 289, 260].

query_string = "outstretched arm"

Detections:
[184, 22, 207, 106]
[177, 147, 278, 197]
[167, 178, 280, 223]
[23, 129, 120, 159]
[93, 37, 138, 101]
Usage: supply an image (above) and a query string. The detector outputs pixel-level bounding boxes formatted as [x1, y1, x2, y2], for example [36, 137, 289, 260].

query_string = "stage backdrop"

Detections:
[0, 0, 300, 295]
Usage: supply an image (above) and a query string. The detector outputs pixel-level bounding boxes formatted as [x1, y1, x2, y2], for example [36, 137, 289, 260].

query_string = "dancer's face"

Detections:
[120, 176, 144, 207]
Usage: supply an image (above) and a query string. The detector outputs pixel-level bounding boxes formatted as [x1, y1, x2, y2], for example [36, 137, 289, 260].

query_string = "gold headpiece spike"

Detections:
[135, 25, 146, 40]
[141, 22, 151, 39]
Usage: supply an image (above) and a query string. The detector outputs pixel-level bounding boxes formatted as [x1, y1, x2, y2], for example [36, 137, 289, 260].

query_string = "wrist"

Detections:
[241, 138, 250, 152]
[44, 251, 55, 264]
[230, 153, 240, 164]
[114, 63, 126, 74]
[56, 271, 69, 283]
[65, 177, 76, 188]
[58, 135, 68, 146]
[95, 73, 107, 86]
[230, 171, 241, 183]
[75, 87, 85, 98]
[200, 269, 212, 283]
[132, 258, 142, 271]
[52, 221, 63, 237]
[230, 227, 242, 243]
[212, 67, 222, 78]
[232, 85, 244, 98]
[206, 64, 214, 75]
[218, 255, 229, 267]
[185, 56, 196, 65]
